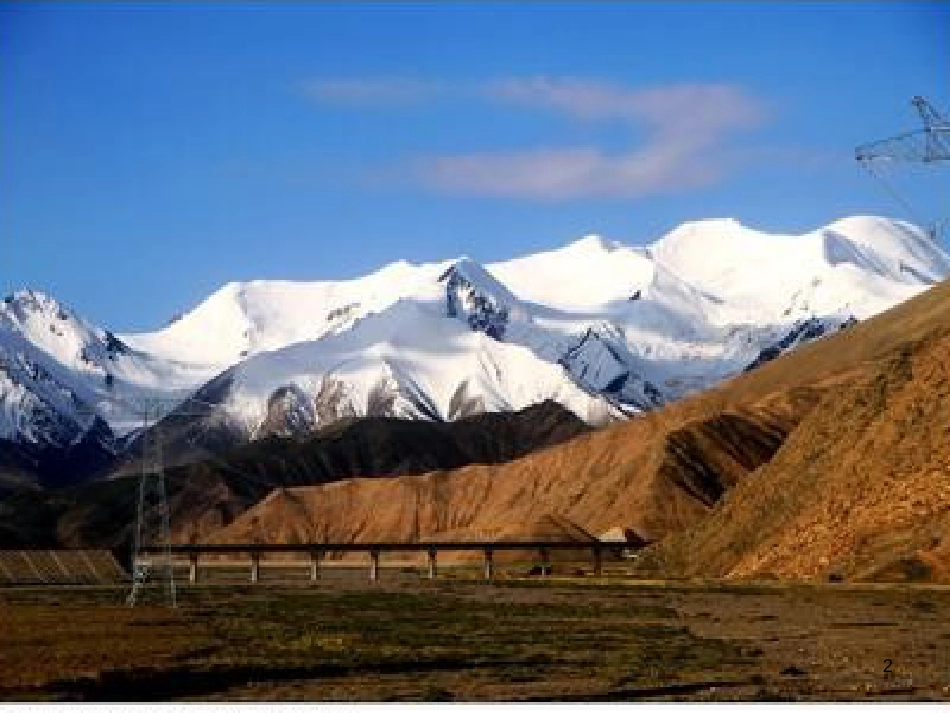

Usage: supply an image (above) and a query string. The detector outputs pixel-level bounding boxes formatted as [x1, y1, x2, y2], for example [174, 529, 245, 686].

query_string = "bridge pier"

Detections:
[139, 542, 629, 586]
[309, 551, 321, 582]
[427, 547, 438, 580]
[370, 549, 380, 583]
[483, 548, 494, 582]
[592, 546, 603, 577]
[250, 553, 260, 584]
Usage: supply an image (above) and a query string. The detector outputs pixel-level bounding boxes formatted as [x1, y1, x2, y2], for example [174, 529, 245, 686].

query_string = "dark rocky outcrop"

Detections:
[1, 400, 591, 549]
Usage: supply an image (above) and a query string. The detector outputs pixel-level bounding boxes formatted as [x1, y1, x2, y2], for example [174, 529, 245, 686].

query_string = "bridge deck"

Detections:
[139, 541, 629, 554]
[131, 541, 635, 584]
[4, 542, 638, 585]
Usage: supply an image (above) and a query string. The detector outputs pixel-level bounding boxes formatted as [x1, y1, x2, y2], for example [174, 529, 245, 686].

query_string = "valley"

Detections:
[3, 217, 950, 587]
[5, 3, 947, 705]
[2, 579, 949, 701]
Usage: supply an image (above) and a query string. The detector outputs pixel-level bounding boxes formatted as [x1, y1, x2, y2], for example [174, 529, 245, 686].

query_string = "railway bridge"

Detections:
[139, 541, 631, 584]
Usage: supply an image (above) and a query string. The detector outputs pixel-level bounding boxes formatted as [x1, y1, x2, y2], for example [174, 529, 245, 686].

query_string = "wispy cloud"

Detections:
[298, 77, 444, 105]
[300, 75, 772, 200]
[482, 78, 765, 131]
[416, 142, 732, 200]
[420, 79, 767, 198]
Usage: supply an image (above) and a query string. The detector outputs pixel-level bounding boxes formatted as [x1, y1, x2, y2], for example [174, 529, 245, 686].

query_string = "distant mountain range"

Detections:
[2, 215, 947, 487]
[210, 253, 950, 583]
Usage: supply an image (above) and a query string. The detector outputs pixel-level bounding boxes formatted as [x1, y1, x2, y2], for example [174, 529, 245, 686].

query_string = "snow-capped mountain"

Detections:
[2, 215, 947, 485]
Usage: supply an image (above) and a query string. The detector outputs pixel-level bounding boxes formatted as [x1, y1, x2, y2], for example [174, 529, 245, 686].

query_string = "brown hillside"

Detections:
[212, 279, 950, 580]
[649, 323, 950, 582]
[210, 391, 809, 552]
[0, 399, 592, 550]
[211, 355, 825, 551]
[639, 277, 950, 581]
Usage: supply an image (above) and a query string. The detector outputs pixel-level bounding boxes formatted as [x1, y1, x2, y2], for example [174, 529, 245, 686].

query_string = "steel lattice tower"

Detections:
[855, 95, 949, 241]
[86, 392, 218, 607]
[126, 403, 176, 606]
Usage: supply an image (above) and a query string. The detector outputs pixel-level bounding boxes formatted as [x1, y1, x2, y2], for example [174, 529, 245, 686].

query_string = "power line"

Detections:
[77, 390, 226, 607]
[85, 389, 311, 604]
[855, 95, 949, 242]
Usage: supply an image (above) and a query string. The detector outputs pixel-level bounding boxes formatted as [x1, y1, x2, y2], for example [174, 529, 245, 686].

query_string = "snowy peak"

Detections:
[646, 215, 950, 324]
[648, 218, 794, 288]
[439, 258, 527, 339]
[561, 234, 625, 254]
[205, 295, 615, 443]
[2, 214, 947, 485]
[819, 216, 949, 285]
[649, 215, 950, 285]
[1, 290, 130, 374]
[122, 259, 453, 369]
[0, 313, 118, 484]
[488, 236, 654, 309]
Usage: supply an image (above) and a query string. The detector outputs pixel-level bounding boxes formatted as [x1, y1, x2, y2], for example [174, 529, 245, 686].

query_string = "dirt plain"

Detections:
[2, 573, 950, 702]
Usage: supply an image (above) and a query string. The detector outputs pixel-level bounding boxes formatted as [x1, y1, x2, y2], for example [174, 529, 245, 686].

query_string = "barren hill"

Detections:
[0, 400, 589, 548]
[211, 401, 800, 548]
[212, 279, 950, 581]
[646, 278, 950, 582]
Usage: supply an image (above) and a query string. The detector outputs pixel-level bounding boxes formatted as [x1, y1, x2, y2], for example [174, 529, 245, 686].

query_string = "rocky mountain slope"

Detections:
[643, 277, 950, 582]
[0, 400, 590, 548]
[2, 216, 947, 485]
[210, 382, 811, 550]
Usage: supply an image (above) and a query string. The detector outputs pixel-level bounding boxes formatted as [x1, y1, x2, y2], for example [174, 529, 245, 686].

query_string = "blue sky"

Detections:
[2, 2, 948, 331]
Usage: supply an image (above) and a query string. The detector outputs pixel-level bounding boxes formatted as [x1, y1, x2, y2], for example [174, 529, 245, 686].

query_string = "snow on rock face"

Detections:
[440, 258, 528, 340]
[209, 298, 618, 438]
[2, 215, 947, 478]
[743, 314, 857, 373]
[258, 384, 319, 438]
[557, 323, 663, 410]
[0, 290, 221, 439]
[1, 290, 129, 379]
[0, 322, 117, 477]
[0, 293, 116, 449]
[0, 357, 68, 445]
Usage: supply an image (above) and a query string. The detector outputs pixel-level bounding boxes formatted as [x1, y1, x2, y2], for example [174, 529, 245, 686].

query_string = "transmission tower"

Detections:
[855, 95, 950, 241]
[83, 391, 219, 607]
[126, 400, 176, 607]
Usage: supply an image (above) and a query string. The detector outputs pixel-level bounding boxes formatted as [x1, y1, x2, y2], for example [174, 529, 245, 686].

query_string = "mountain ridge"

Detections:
[206, 275, 950, 582]
[0, 399, 592, 548]
[2, 215, 946, 486]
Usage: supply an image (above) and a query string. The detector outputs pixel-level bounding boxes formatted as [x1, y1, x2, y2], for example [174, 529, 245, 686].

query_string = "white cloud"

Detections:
[482, 78, 766, 131]
[418, 80, 768, 199]
[416, 141, 731, 200]
[300, 75, 772, 199]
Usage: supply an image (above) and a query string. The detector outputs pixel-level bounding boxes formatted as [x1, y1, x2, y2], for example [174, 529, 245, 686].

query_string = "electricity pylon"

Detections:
[855, 96, 949, 241]
[87, 391, 218, 607]
[126, 400, 177, 607]
[856, 96, 950, 165]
